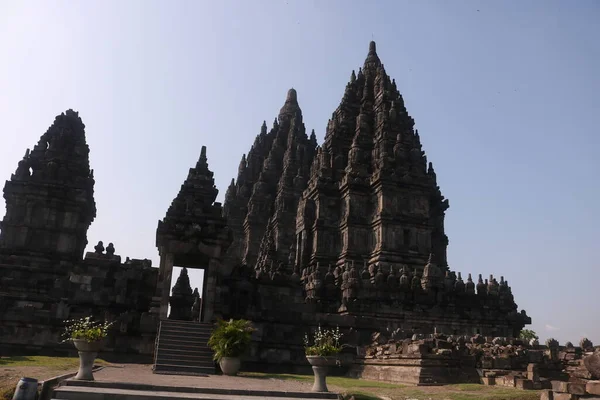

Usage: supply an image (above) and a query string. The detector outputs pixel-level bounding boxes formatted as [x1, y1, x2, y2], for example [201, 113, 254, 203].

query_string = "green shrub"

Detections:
[208, 319, 255, 361]
[61, 316, 114, 343]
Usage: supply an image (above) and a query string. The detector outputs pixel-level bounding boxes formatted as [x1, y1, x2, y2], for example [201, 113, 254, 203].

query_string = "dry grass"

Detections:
[241, 372, 541, 400]
[0, 356, 110, 399]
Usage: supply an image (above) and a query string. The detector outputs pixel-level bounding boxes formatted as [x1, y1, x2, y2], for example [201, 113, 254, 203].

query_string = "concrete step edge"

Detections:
[62, 380, 339, 399]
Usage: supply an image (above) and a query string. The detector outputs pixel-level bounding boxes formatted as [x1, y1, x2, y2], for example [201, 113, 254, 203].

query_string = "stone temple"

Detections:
[0, 42, 531, 372]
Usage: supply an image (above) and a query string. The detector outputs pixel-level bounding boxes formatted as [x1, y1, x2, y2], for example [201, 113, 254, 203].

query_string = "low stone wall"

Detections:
[348, 355, 479, 385]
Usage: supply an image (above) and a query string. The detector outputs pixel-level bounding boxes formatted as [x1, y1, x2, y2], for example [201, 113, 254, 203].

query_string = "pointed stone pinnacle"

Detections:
[369, 41, 377, 55]
[287, 88, 297, 103]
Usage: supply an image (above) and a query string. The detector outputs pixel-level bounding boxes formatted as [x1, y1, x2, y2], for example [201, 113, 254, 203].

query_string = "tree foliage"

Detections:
[519, 329, 539, 341]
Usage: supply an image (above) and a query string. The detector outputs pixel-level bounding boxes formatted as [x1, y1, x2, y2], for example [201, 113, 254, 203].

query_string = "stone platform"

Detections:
[51, 365, 340, 400]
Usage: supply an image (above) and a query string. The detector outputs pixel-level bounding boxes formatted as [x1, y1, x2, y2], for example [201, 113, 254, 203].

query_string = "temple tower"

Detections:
[0, 110, 96, 262]
[295, 42, 449, 274]
[155, 146, 232, 321]
[223, 89, 316, 270]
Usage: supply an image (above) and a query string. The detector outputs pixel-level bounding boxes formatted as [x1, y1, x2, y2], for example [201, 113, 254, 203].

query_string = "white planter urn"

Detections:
[306, 356, 337, 392]
[72, 339, 103, 380]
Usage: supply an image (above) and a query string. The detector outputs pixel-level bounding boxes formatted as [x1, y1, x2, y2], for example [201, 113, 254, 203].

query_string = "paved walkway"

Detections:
[93, 364, 318, 393]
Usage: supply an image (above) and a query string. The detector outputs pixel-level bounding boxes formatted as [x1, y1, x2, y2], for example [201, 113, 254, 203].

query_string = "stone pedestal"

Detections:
[306, 356, 335, 392]
[73, 339, 102, 381]
[311, 365, 329, 392]
[74, 351, 97, 380]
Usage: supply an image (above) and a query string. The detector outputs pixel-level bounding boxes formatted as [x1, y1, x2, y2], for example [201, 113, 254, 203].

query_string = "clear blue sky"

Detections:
[1, 0, 598, 344]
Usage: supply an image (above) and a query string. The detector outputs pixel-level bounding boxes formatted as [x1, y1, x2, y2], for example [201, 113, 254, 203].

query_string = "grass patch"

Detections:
[242, 372, 404, 389]
[0, 356, 111, 400]
[0, 355, 111, 368]
[240, 372, 540, 400]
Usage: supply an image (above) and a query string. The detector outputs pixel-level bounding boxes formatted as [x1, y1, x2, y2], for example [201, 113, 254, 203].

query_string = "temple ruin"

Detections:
[0, 42, 531, 374]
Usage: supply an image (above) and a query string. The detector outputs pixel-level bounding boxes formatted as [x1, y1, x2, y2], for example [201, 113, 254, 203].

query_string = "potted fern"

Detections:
[207, 319, 255, 376]
[304, 325, 343, 392]
[62, 316, 114, 380]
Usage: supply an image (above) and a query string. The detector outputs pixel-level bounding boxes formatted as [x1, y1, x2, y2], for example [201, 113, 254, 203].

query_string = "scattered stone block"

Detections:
[552, 381, 586, 395]
[481, 377, 495, 385]
[515, 378, 533, 390]
[587, 381, 600, 395]
[585, 352, 600, 379]
[566, 382, 587, 395]
[552, 394, 579, 400]
[540, 389, 554, 400]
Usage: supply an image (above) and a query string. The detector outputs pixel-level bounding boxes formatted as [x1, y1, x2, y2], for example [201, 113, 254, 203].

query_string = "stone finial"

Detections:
[286, 88, 297, 103]
[369, 40, 377, 55]
[546, 338, 559, 348]
[94, 241, 104, 254]
[106, 243, 115, 256]
[199, 146, 207, 165]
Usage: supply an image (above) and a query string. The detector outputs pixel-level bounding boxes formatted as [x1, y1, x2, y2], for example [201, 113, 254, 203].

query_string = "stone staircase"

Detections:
[51, 380, 341, 400]
[152, 319, 215, 375]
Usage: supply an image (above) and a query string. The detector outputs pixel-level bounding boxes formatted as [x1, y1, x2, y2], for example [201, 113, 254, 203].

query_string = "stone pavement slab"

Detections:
[92, 364, 319, 393]
[54, 385, 333, 400]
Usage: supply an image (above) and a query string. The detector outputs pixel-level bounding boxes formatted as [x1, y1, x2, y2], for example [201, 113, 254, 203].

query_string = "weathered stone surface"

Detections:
[552, 381, 587, 395]
[0, 110, 96, 261]
[552, 393, 579, 400]
[587, 381, 600, 395]
[0, 111, 157, 359]
[585, 352, 600, 379]
[540, 389, 554, 400]
[515, 378, 533, 390]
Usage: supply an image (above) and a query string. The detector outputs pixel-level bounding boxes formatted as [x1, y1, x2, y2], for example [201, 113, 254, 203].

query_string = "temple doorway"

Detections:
[167, 266, 207, 322]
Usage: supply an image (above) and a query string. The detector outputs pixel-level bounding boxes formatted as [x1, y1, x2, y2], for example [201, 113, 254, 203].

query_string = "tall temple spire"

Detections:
[0, 109, 96, 261]
[296, 41, 450, 272]
[364, 41, 382, 68]
[223, 89, 316, 269]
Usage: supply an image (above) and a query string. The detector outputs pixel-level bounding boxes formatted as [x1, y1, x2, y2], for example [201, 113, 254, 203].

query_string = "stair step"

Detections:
[160, 323, 212, 330]
[161, 320, 211, 326]
[153, 363, 215, 375]
[159, 327, 211, 335]
[158, 339, 209, 350]
[58, 380, 340, 399]
[158, 332, 211, 341]
[153, 320, 215, 375]
[156, 349, 213, 359]
[155, 357, 214, 368]
[158, 345, 214, 357]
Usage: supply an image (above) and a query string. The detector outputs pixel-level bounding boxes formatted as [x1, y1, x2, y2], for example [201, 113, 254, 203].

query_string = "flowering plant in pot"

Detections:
[207, 319, 255, 376]
[304, 325, 343, 392]
[62, 316, 114, 380]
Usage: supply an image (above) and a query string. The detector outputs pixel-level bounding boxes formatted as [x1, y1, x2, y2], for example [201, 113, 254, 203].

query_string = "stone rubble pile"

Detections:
[541, 348, 600, 400]
[361, 330, 600, 393]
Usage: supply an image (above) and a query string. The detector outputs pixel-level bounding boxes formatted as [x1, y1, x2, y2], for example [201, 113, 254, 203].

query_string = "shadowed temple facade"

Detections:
[0, 42, 530, 369]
